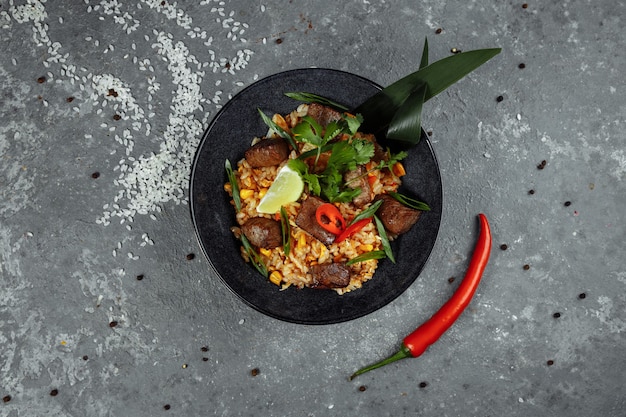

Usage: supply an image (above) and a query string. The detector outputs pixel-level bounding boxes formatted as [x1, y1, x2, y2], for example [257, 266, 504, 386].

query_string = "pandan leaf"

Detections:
[419, 37, 429, 70]
[357, 44, 501, 143]
[385, 83, 427, 145]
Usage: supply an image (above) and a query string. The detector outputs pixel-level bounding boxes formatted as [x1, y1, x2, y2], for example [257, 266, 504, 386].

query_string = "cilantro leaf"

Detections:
[351, 139, 375, 166]
[291, 116, 324, 146]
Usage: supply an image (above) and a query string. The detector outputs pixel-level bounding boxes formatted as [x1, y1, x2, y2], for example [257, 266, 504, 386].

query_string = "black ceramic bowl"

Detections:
[190, 68, 442, 325]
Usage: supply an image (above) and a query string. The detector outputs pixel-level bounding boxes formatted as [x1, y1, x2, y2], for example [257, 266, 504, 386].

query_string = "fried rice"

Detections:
[224, 104, 402, 295]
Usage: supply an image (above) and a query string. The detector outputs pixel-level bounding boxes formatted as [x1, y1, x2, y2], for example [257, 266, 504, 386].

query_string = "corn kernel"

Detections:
[258, 188, 268, 199]
[239, 189, 255, 199]
[359, 244, 374, 252]
[318, 244, 327, 259]
[298, 233, 307, 249]
[269, 271, 282, 286]
[259, 248, 272, 257]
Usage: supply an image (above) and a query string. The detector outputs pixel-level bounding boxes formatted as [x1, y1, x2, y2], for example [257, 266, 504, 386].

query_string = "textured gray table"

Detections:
[1, 1, 624, 416]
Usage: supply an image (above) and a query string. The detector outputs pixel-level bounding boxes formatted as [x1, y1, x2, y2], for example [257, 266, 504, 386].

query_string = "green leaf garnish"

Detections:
[349, 199, 383, 225]
[240, 234, 269, 278]
[419, 37, 429, 70]
[374, 215, 395, 264]
[285, 92, 349, 111]
[388, 191, 431, 211]
[385, 83, 427, 146]
[355, 39, 501, 145]
[257, 108, 299, 151]
[346, 250, 387, 266]
[280, 206, 291, 256]
[377, 149, 409, 172]
[225, 159, 241, 212]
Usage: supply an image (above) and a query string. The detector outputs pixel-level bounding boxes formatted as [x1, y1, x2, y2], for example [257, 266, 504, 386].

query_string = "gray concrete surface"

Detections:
[1, 1, 625, 416]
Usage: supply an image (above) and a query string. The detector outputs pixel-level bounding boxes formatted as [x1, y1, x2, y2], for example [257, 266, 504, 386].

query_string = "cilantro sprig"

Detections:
[259, 110, 374, 203]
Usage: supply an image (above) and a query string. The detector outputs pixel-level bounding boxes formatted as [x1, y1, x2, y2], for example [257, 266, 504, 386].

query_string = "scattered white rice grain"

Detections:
[150, 214, 157, 220]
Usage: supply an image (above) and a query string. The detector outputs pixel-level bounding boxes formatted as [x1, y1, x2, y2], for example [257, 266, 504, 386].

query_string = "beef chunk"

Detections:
[241, 217, 282, 249]
[244, 138, 289, 168]
[306, 103, 342, 127]
[375, 194, 421, 236]
[295, 196, 336, 246]
[309, 262, 351, 288]
[344, 165, 372, 207]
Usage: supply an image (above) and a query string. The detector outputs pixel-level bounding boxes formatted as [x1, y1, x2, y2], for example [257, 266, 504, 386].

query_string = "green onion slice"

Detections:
[374, 215, 396, 264]
[257, 108, 299, 152]
[240, 234, 269, 278]
[346, 250, 387, 266]
[225, 159, 241, 212]
[280, 206, 291, 257]
[388, 191, 431, 211]
[349, 199, 383, 226]
[285, 92, 349, 111]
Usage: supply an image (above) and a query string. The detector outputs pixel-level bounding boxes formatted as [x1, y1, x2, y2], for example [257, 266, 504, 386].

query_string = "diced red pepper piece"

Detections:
[334, 218, 371, 243]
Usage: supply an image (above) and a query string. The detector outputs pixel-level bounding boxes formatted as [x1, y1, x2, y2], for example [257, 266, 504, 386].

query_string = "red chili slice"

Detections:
[334, 218, 371, 243]
[315, 203, 346, 235]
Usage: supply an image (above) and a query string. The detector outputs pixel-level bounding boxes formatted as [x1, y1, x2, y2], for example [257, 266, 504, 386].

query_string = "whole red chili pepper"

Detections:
[349, 213, 492, 380]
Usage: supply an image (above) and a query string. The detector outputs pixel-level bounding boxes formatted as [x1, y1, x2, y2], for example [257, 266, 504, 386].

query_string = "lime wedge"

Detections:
[256, 165, 304, 214]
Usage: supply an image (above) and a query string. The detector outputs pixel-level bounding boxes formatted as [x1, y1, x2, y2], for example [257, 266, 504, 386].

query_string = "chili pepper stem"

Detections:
[349, 344, 412, 380]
